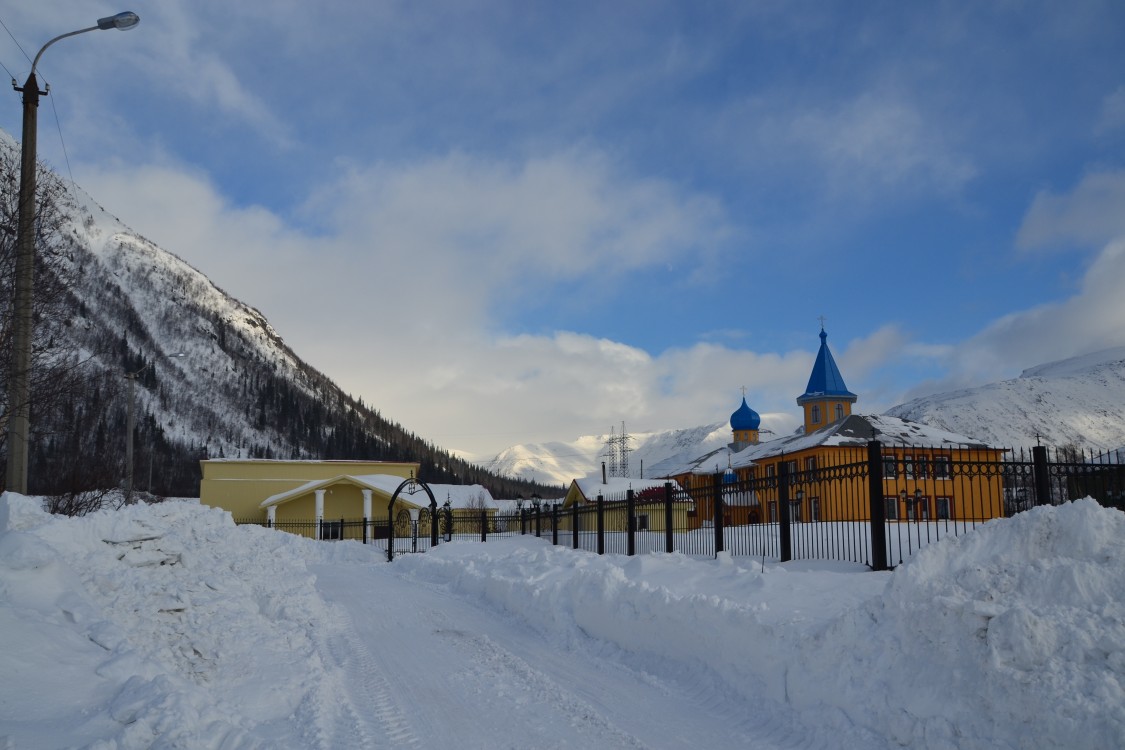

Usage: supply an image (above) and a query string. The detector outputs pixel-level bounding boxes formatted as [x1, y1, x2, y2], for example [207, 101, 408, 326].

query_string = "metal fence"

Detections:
[237, 441, 1125, 570]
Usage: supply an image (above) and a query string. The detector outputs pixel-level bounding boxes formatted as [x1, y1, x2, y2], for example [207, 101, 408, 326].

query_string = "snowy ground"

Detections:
[1, 492, 1122, 749]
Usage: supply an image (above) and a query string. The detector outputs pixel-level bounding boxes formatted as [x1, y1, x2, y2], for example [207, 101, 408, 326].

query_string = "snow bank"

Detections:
[396, 499, 1125, 750]
[2, 490, 1122, 749]
[0, 493, 379, 749]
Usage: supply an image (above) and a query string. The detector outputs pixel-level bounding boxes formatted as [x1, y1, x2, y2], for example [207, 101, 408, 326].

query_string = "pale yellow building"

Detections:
[199, 458, 420, 523]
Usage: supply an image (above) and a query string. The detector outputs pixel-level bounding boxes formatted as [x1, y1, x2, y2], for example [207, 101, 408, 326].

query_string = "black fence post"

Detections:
[363, 516, 368, 545]
[597, 494, 605, 555]
[572, 503, 579, 549]
[481, 509, 488, 542]
[551, 505, 559, 545]
[713, 472, 725, 555]
[867, 440, 888, 572]
[535, 506, 542, 538]
[520, 508, 527, 535]
[627, 488, 636, 556]
[664, 482, 674, 554]
[778, 462, 791, 563]
[1033, 445, 1052, 506]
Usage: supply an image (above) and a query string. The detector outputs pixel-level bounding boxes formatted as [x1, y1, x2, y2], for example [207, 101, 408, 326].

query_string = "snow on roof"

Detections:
[663, 414, 997, 475]
[261, 474, 497, 509]
[572, 476, 681, 500]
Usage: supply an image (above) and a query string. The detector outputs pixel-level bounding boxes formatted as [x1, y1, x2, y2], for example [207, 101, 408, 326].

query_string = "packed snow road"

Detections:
[310, 561, 815, 750]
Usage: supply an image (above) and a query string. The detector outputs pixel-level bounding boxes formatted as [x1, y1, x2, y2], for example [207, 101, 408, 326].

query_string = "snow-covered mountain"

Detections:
[886, 347, 1125, 452]
[486, 422, 746, 487]
[0, 130, 554, 499]
[490, 348, 1125, 486]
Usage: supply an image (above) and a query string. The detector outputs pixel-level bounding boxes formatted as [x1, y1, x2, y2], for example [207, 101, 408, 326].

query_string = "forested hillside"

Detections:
[0, 132, 558, 504]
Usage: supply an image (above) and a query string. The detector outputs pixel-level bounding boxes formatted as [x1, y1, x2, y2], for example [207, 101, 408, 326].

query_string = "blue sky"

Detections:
[4, 1, 1125, 457]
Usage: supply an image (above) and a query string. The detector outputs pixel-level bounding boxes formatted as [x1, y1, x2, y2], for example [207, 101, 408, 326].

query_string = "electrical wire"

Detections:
[0, 14, 30, 84]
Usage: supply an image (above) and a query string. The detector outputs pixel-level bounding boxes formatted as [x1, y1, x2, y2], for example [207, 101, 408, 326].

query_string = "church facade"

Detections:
[670, 327, 1007, 525]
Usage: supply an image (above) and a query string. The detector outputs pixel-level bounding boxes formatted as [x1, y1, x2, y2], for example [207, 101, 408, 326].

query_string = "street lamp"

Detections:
[125, 351, 182, 504]
[4, 12, 140, 494]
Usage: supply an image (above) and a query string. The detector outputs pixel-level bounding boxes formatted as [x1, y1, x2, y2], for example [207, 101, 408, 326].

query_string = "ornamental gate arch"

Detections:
[387, 476, 437, 561]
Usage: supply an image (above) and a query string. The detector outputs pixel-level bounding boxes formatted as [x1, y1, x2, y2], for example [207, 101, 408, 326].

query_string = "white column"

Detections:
[315, 489, 326, 539]
[362, 489, 373, 541]
[267, 505, 276, 526]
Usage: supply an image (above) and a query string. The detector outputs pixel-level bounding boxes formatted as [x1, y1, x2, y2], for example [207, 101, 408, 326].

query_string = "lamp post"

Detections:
[4, 12, 140, 494]
[124, 351, 182, 504]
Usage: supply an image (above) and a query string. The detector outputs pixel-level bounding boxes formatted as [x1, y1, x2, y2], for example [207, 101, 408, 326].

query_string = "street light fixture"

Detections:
[4, 12, 140, 495]
[125, 351, 183, 504]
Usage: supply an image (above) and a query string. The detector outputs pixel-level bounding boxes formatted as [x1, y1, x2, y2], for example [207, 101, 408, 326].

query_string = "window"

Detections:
[904, 455, 915, 479]
[937, 497, 951, 520]
[789, 500, 802, 523]
[916, 456, 929, 479]
[786, 460, 798, 474]
[636, 514, 650, 531]
[769, 501, 778, 522]
[934, 456, 951, 479]
[885, 497, 898, 520]
[811, 405, 821, 423]
[916, 497, 929, 520]
[883, 456, 898, 479]
[810, 497, 820, 522]
[835, 403, 845, 421]
[766, 464, 776, 478]
[805, 456, 817, 471]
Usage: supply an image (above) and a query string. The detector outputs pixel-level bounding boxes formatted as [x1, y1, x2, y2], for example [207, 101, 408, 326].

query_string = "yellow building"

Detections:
[559, 476, 692, 532]
[199, 458, 420, 522]
[670, 327, 1006, 524]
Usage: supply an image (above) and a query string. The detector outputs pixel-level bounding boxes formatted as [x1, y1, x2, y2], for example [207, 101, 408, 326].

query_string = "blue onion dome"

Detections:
[730, 397, 761, 431]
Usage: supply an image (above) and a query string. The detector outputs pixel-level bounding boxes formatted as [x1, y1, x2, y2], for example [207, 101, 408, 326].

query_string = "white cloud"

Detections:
[1095, 85, 1125, 135]
[1017, 171, 1125, 251]
[77, 149, 741, 456]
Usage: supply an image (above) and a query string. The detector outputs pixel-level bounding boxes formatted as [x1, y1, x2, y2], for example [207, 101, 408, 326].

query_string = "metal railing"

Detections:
[236, 442, 1124, 570]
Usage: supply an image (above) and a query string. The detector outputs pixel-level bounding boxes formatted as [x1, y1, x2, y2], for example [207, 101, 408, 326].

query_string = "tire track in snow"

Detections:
[314, 606, 421, 749]
[431, 624, 649, 749]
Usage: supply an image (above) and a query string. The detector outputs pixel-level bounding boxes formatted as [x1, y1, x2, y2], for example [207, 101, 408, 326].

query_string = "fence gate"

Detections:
[387, 476, 437, 561]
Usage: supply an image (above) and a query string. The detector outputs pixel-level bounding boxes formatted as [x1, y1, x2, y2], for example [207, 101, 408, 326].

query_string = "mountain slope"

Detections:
[0, 130, 557, 499]
[885, 347, 1125, 451]
[486, 423, 737, 486]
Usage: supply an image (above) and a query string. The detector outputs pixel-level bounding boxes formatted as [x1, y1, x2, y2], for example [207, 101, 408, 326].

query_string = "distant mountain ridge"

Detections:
[488, 348, 1125, 486]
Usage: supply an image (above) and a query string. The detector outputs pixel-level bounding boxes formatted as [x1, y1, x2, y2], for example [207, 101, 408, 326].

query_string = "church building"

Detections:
[669, 326, 1006, 524]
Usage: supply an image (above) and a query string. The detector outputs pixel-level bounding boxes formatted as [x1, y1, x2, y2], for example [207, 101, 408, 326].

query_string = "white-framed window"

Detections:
[885, 497, 898, 520]
[810, 497, 820, 522]
[769, 501, 777, 522]
[937, 497, 951, 520]
[904, 455, 915, 479]
[917, 496, 929, 520]
[934, 456, 951, 479]
[916, 456, 929, 479]
[636, 514, 650, 531]
[789, 500, 802, 523]
[883, 456, 898, 479]
[805, 456, 817, 471]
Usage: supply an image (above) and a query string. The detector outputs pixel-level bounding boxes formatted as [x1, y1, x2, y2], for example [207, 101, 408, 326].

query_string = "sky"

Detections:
[3, 2, 1125, 458]
[2, 491, 1123, 748]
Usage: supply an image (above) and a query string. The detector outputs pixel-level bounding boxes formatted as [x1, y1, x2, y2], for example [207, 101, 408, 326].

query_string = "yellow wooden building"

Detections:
[668, 327, 1006, 524]
[559, 477, 692, 532]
